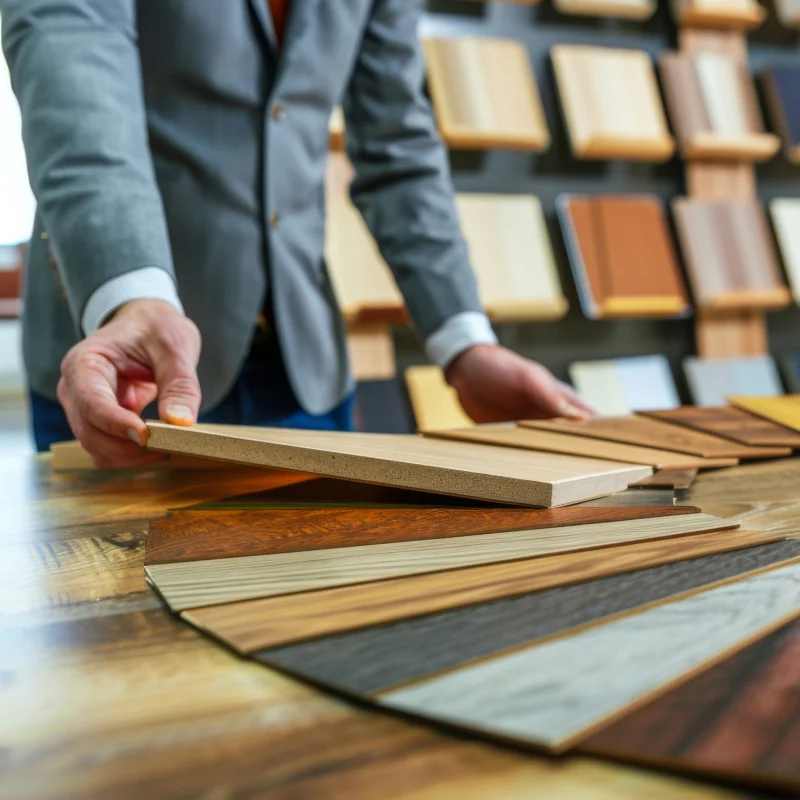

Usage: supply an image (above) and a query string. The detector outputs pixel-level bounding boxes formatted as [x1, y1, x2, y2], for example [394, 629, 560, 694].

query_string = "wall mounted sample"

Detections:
[456, 194, 567, 322]
[554, 0, 656, 19]
[660, 52, 778, 161]
[729, 395, 800, 433]
[670, 0, 765, 30]
[769, 198, 800, 305]
[763, 66, 800, 163]
[558, 195, 689, 319]
[404, 365, 473, 432]
[772, 0, 800, 27]
[567, 356, 680, 417]
[684, 356, 783, 407]
[672, 199, 790, 312]
[144, 422, 654, 508]
[422, 37, 550, 151]
[551, 45, 674, 161]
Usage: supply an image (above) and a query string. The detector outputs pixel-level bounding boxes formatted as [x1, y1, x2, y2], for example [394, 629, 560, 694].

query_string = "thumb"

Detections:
[153, 354, 202, 426]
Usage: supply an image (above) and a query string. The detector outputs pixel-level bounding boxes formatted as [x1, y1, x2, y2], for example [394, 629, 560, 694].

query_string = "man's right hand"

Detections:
[57, 299, 202, 469]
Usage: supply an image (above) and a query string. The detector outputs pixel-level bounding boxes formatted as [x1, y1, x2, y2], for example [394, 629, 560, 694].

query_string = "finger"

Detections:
[79, 423, 167, 470]
[555, 381, 595, 418]
[148, 331, 202, 426]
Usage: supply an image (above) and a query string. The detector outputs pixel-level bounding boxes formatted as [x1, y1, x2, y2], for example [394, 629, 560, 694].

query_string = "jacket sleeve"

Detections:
[342, 0, 486, 341]
[1, 0, 176, 331]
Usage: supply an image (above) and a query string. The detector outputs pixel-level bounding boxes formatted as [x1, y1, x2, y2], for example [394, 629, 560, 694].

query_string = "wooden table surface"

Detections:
[2, 454, 797, 800]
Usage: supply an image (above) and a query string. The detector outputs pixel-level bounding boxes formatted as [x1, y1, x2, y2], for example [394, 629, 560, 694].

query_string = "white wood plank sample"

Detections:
[381, 560, 800, 752]
[770, 198, 800, 306]
[695, 52, 749, 138]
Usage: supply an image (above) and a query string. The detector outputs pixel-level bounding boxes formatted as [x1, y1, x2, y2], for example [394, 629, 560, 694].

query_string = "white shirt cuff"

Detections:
[424, 311, 498, 369]
[81, 267, 184, 334]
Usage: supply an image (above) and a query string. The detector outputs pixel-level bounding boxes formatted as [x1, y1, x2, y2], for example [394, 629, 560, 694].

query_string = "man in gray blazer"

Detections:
[2, 0, 590, 468]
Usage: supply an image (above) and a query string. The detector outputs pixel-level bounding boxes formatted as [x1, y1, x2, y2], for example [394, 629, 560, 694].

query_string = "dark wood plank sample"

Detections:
[640, 407, 800, 449]
[629, 469, 698, 490]
[144, 504, 699, 566]
[257, 540, 800, 695]
[583, 618, 800, 794]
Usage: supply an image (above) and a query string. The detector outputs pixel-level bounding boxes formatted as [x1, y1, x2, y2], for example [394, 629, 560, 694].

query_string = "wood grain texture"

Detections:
[144, 422, 654, 508]
[183, 527, 776, 654]
[404, 365, 473, 432]
[629, 469, 698, 489]
[260, 540, 800, 696]
[146, 513, 736, 611]
[641, 407, 800, 448]
[729, 395, 800, 433]
[670, 0, 766, 29]
[695, 309, 768, 360]
[554, 0, 656, 20]
[583, 618, 800, 793]
[380, 560, 800, 753]
[426, 424, 737, 469]
[145, 503, 698, 566]
[422, 37, 550, 151]
[683, 357, 784, 408]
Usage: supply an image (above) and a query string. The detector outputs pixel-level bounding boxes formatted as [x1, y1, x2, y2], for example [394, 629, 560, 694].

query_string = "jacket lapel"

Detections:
[248, 0, 278, 54]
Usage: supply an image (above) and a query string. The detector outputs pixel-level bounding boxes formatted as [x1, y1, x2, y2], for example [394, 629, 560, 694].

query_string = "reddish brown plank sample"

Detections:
[629, 469, 698, 490]
[583, 618, 800, 794]
[144, 504, 700, 566]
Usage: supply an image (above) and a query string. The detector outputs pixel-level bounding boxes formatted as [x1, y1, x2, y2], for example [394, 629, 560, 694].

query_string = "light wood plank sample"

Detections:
[554, 0, 656, 20]
[684, 356, 783, 408]
[261, 540, 800, 695]
[346, 325, 396, 381]
[520, 415, 786, 459]
[628, 469, 698, 490]
[145, 422, 653, 508]
[551, 45, 674, 162]
[426, 424, 737, 469]
[422, 37, 550, 151]
[183, 527, 770, 653]
[729, 395, 800, 433]
[672, 199, 790, 312]
[559, 195, 689, 319]
[404, 366, 473, 432]
[670, 0, 766, 30]
[456, 195, 567, 322]
[770, 199, 800, 306]
[147, 513, 734, 610]
[380, 560, 800, 752]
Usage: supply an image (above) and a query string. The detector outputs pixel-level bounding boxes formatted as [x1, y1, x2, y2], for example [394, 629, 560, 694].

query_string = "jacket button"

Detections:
[271, 102, 285, 122]
[269, 211, 280, 229]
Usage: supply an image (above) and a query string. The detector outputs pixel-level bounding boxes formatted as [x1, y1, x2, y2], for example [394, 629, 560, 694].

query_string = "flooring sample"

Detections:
[641, 406, 800, 449]
[426, 424, 737, 469]
[554, 0, 656, 19]
[628, 469, 698, 489]
[576, 488, 677, 507]
[568, 356, 680, 417]
[260, 540, 800, 695]
[660, 51, 777, 161]
[145, 422, 654, 508]
[355, 379, 413, 435]
[456, 194, 567, 322]
[551, 45, 674, 162]
[422, 37, 549, 151]
[583, 617, 800, 794]
[145, 503, 699, 566]
[558, 195, 689, 320]
[183, 527, 771, 653]
[670, 0, 766, 29]
[379, 560, 800, 752]
[521, 414, 786, 459]
[763, 66, 800, 163]
[672, 199, 790, 312]
[146, 513, 734, 610]
[684, 356, 783, 408]
[770, 198, 800, 306]
[404, 366, 473, 432]
[729, 395, 800, 433]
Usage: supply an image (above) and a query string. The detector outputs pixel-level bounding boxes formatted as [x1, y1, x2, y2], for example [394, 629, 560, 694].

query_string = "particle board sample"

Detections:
[145, 422, 653, 508]
[567, 356, 680, 417]
[380, 560, 800, 753]
[558, 195, 689, 319]
[146, 512, 734, 610]
[670, 0, 766, 29]
[583, 617, 800, 793]
[404, 366, 473, 432]
[641, 406, 800, 448]
[683, 356, 783, 407]
[520, 414, 786, 459]
[729, 395, 800, 433]
[551, 45, 674, 162]
[426, 424, 737, 469]
[455, 195, 567, 322]
[260, 540, 800, 695]
[763, 66, 800, 163]
[769, 198, 800, 305]
[672, 199, 790, 312]
[422, 37, 550, 151]
[554, 0, 656, 19]
[183, 527, 771, 653]
[628, 469, 698, 489]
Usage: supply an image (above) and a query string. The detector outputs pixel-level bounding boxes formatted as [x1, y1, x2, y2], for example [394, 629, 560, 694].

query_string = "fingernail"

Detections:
[166, 405, 194, 426]
[558, 399, 588, 419]
[127, 427, 145, 447]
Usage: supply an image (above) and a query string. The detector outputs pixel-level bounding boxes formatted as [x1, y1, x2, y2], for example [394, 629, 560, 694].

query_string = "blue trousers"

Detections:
[29, 335, 354, 452]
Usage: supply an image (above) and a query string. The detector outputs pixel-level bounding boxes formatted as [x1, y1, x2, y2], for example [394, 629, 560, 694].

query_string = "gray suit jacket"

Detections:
[1, 0, 482, 414]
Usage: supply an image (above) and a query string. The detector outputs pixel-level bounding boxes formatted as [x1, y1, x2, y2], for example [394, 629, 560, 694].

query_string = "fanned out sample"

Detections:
[684, 356, 783, 407]
[763, 66, 800, 164]
[769, 198, 800, 306]
[729, 395, 800, 433]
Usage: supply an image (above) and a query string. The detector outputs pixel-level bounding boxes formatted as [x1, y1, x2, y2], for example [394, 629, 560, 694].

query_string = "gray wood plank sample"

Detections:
[380, 560, 800, 752]
[259, 540, 800, 695]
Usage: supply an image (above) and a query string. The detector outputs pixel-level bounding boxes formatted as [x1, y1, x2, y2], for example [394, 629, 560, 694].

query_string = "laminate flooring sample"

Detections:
[770, 198, 800, 305]
[684, 356, 783, 407]
[558, 195, 689, 319]
[145, 422, 654, 508]
[422, 37, 549, 151]
[672, 199, 790, 312]
[183, 528, 771, 653]
[427, 424, 738, 469]
[763, 66, 800, 163]
[584, 618, 800, 793]
[551, 45, 674, 161]
[456, 194, 567, 322]
[260, 540, 800, 695]
[146, 513, 734, 610]
[641, 406, 800, 448]
[670, 0, 766, 29]
[729, 395, 800, 433]
[404, 365, 473, 432]
[628, 468, 698, 489]
[554, 0, 656, 19]
[380, 560, 800, 752]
